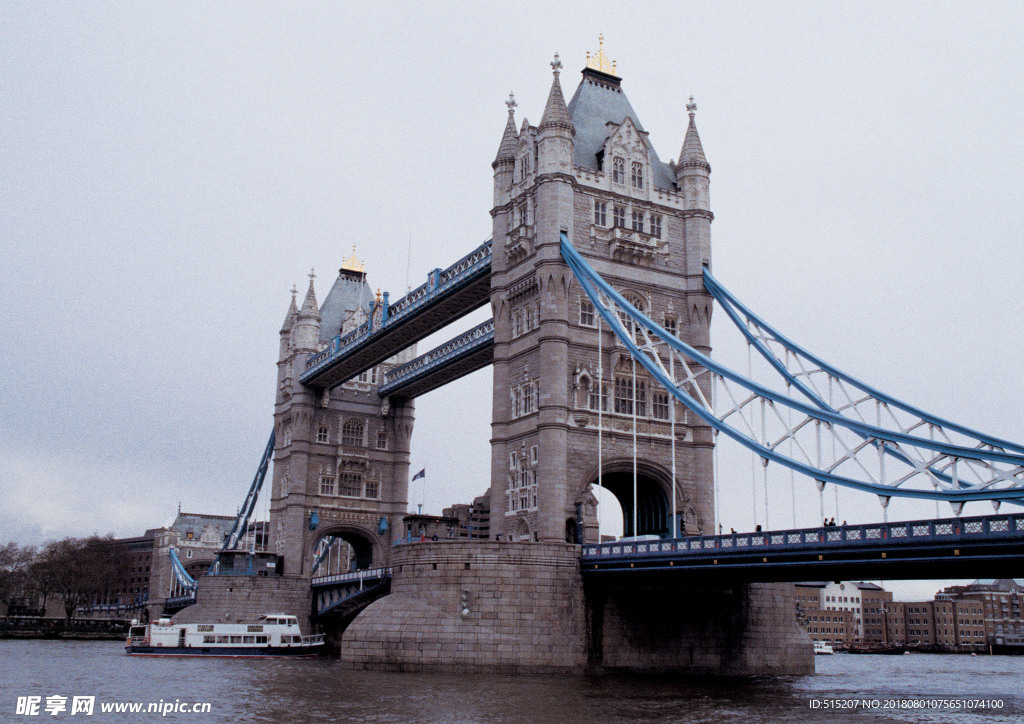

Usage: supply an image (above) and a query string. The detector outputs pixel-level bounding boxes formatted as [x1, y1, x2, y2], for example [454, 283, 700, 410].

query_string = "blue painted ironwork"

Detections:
[301, 239, 492, 386]
[581, 513, 1024, 580]
[220, 430, 276, 553]
[560, 232, 1024, 503]
[311, 567, 391, 618]
[168, 547, 196, 588]
[378, 318, 494, 397]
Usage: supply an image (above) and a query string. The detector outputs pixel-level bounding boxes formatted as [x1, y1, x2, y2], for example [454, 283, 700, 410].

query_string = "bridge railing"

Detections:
[379, 318, 494, 394]
[311, 566, 391, 589]
[302, 238, 492, 380]
[581, 513, 1024, 560]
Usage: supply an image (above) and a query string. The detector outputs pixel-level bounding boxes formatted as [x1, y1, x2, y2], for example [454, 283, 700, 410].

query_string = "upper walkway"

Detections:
[300, 239, 492, 390]
[581, 513, 1024, 583]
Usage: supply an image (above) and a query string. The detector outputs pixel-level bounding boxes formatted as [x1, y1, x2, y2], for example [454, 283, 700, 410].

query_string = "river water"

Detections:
[0, 640, 1020, 723]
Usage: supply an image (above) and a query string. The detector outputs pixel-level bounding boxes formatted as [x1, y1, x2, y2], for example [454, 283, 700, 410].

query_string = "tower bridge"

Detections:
[170, 44, 1024, 675]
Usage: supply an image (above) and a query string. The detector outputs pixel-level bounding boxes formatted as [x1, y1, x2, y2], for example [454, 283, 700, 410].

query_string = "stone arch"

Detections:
[513, 517, 531, 541]
[307, 523, 381, 575]
[576, 458, 677, 539]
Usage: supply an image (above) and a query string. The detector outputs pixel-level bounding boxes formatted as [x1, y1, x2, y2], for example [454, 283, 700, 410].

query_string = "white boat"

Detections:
[125, 614, 324, 657]
[813, 641, 834, 655]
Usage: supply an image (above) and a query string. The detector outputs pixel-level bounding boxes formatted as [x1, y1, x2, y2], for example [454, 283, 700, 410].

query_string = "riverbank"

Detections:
[0, 617, 128, 640]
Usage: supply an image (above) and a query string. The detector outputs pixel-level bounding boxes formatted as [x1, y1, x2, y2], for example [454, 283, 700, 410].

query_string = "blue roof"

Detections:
[566, 70, 677, 191]
[318, 271, 375, 343]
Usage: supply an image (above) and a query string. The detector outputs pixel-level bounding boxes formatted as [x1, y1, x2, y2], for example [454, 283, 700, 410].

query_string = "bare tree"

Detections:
[42, 537, 131, 622]
[0, 543, 35, 615]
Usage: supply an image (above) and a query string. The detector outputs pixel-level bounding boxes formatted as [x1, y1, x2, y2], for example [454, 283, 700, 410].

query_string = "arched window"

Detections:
[341, 419, 364, 447]
[612, 157, 625, 184]
[631, 162, 643, 189]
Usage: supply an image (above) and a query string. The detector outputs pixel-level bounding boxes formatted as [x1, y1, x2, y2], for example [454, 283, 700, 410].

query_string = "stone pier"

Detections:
[336, 540, 813, 674]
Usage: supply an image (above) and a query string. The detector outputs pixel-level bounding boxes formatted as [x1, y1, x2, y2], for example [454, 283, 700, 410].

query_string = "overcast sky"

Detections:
[3, 2, 1022, 600]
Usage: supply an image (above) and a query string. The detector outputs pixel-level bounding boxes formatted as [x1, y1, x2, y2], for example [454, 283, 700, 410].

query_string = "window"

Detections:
[530, 445, 538, 464]
[650, 214, 662, 239]
[339, 472, 362, 497]
[636, 379, 647, 416]
[653, 391, 670, 420]
[342, 420, 363, 447]
[525, 307, 534, 332]
[614, 377, 633, 415]
[593, 200, 606, 226]
[664, 315, 677, 336]
[516, 203, 526, 227]
[316, 426, 329, 444]
[631, 162, 643, 189]
[579, 297, 595, 327]
[364, 479, 379, 499]
[632, 210, 644, 232]
[513, 311, 522, 338]
[509, 451, 518, 470]
[519, 154, 530, 181]
[612, 157, 624, 184]
[613, 205, 626, 227]
[376, 430, 388, 450]
[320, 476, 335, 495]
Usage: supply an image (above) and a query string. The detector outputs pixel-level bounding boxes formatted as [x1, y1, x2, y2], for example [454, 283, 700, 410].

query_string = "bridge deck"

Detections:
[378, 319, 493, 398]
[581, 513, 1024, 582]
[301, 240, 492, 390]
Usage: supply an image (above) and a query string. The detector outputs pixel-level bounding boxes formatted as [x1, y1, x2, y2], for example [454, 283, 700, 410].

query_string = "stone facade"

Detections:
[337, 541, 587, 673]
[487, 58, 714, 543]
[172, 576, 312, 631]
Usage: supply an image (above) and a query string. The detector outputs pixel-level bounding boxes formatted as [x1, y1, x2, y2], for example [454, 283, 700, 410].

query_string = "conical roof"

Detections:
[679, 97, 710, 173]
[280, 286, 298, 332]
[298, 271, 319, 318]
[539, 55, 574, 134]
[494, 93, 519, 164]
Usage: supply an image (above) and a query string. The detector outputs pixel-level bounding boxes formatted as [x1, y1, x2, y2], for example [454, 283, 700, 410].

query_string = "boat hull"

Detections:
[125, 645, 322, 658]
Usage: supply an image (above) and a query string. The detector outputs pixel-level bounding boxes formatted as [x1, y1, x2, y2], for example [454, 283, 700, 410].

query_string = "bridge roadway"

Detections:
[581, 513, 1024, 583]
[301, 239, 492, 391]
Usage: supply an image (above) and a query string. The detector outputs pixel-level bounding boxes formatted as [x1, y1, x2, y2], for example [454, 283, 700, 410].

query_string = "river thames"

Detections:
[1, 640, 1020, 722]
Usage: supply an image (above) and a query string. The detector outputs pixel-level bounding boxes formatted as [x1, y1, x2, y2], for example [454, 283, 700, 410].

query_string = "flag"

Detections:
[412, 468, 425, 481]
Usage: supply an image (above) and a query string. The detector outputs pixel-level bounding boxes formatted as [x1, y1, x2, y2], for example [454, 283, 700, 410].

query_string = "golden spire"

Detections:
[585, 34, 617, 75]
[340, 244, 365, 274]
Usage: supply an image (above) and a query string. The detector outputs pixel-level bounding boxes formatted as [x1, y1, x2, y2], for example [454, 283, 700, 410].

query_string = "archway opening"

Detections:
[310, 530, 375, 575]
[594, 471, 670, 539]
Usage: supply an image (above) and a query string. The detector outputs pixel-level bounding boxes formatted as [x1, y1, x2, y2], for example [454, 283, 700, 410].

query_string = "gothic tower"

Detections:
[488, 45, 715, 543]
[269, 253, 414, 576]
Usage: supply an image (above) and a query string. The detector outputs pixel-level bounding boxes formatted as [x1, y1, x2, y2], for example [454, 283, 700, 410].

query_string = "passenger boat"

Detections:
[813, 641, 834, 655]
[125, 614, 324, 657]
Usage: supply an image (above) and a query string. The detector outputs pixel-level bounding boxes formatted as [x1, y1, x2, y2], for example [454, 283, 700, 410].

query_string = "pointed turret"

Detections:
[537, 54, 575, 178]
[280, 285, 298, 333]
[676, 97, 713, 274]
[678, 96, 710, 175]
[294, 269, 322, 352]
[279, 285, 299, 360]
[493, 93, 519, 166]
[538, 55, 574, 135]
[493, 93, 519, 209]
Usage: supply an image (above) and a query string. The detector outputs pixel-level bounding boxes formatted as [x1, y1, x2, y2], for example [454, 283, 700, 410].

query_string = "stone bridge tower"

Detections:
[269, 254, 414, 576]
[488, 49, 715, 543]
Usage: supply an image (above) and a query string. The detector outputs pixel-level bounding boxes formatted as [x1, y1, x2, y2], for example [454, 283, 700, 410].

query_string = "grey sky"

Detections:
[3, 2, 1022, 601]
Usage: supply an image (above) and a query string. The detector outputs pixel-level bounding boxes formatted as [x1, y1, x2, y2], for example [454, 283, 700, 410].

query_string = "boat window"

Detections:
[247, 625, 263, 633]
[203, 636, 215, 644]
[216, 636, 229, 643]
[230, 636, 242, 644]
[243, 636, 255, 644]
[256, 636, 268, 644]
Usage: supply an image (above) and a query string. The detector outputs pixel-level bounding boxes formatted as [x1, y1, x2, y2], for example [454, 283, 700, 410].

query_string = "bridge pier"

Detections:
[335, 540, 812, 675]
[587, 580, 812, 675]
[170, 575, 312, 628]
